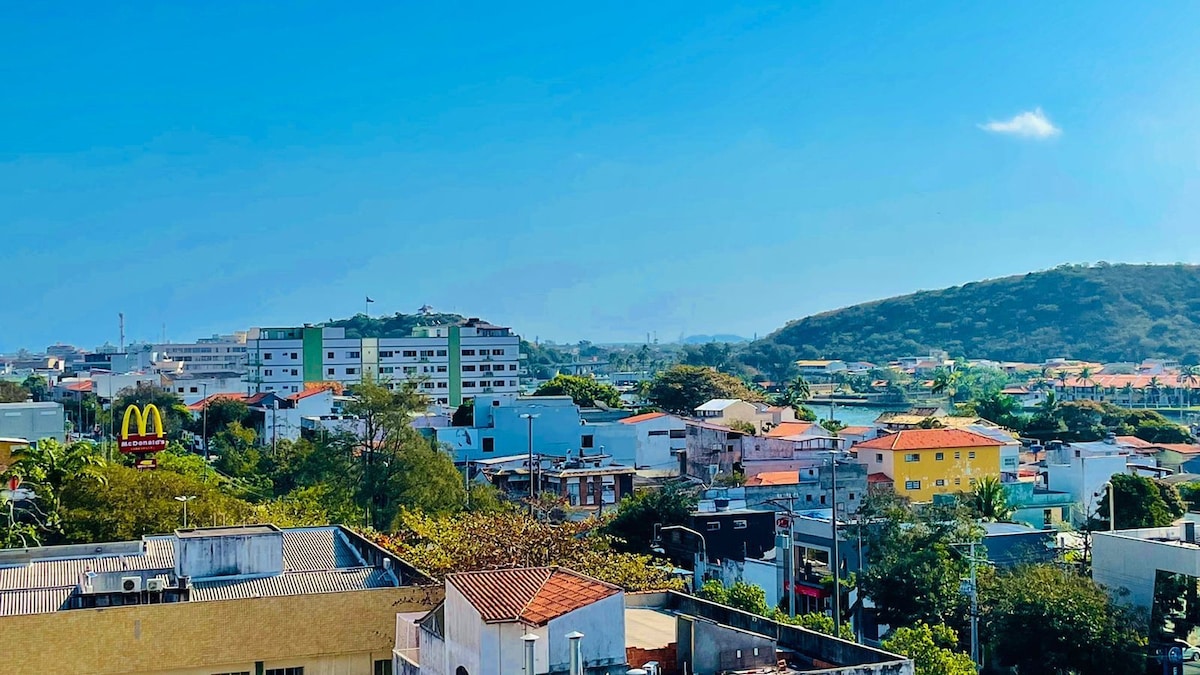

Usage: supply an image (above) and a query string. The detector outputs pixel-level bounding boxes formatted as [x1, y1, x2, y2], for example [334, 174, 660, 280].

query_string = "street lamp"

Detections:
[200, 383, 209, 461]
[174, 495, 197, 528]
[654, 524, 708, 590]
[520, 412, 540, 516]
[1097, 481, 1116, 532]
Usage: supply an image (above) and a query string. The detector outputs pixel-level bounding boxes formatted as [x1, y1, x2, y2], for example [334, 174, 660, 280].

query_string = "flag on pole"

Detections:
[366, 296, 375, 303]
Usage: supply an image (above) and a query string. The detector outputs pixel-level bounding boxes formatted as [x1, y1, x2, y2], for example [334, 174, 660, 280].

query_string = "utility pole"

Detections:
[521, 413, 539, 516]
[201, 383, 209, 460]
[829, 452, 841, 635]
[969, 541, 979, 667]
[789, 495, 796, 618]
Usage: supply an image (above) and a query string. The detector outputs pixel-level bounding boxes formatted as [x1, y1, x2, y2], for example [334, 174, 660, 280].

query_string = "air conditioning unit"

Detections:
[145, 578, 166, 592]
[120, 576, 142, 593]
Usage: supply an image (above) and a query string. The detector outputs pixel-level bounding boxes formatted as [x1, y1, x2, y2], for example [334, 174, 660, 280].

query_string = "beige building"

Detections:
[693, 399, 796, 433]
[0, 524, 441, 675]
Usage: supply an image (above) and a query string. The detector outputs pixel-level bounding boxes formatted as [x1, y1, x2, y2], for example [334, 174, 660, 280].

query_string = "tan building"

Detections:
[0, 524, 441, 675]
[693, 399, 797, 433]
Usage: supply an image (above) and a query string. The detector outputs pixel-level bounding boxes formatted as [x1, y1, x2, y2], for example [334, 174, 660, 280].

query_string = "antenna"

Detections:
[119, 313, 125, 353]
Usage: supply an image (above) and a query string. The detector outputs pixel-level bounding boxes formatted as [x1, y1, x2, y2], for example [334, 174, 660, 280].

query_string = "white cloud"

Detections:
[979, 107, 1061, 139]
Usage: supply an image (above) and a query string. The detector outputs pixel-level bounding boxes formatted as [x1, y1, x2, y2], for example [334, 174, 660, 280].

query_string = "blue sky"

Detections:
[3, 2, 1200, 351]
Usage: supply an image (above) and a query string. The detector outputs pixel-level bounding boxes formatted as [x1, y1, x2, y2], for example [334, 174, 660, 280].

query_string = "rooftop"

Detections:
[695, 398, 743, 412]
[766, 422, 815, 438]
[745, 471, 801, 486]
[855, 428, 1002, 451]
[619, 411, 669, 425]
[448, 566, 620, 626]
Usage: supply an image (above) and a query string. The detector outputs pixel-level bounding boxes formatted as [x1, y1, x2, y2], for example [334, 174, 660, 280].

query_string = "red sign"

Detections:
[8, 476, 20, 492]
[118, 404, 168, 455]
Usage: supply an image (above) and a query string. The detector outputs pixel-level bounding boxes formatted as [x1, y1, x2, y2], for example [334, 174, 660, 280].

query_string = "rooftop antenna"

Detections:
[119, 313, 125, 353]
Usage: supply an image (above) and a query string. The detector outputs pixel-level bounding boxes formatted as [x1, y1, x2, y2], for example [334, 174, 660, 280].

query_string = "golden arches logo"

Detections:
[118, 404, 168, 455]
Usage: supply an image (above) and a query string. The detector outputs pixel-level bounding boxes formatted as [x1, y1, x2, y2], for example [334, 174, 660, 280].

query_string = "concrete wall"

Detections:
[1, 585, 441, 674]
[621, 415, 687, 471]
[679, 614, 778, 673]
[436, 397, 634, 464]
[0, 401, 65, 442]
[1045, 453, 1128, 523]
[1093, 525, 1200, 609]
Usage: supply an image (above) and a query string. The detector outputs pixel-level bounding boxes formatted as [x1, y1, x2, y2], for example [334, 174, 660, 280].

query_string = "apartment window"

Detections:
[190, 386, 199, 393]
[969, 477, 977, 485]
[904, 480, 921, 491]
[422, 382, 434, 389]
[327, 368, 335, 376]
[463, 381, 476, 388]
[969, 451, 976, 459]
[820, 495, 827, 505]
[848, 492, 855, 500]
[492, 348, 504, 356]
[265, 668, 304, 675]
[291, 386, 298, 393]
[263, 370, 273, 377]
[1043, 509, 1053, 526]
[706, 521, 720, 531]
[374, 660, 394, 675]
[482, 437, 494, 452]
[436, 350, 447, 357]
[805, 494, 813, 502]
[494, 380, 507, 387]
[954, 478, 961, 485]
[462, 349, 476, 356]
[581, 435, 594, 448]
[480, 364, 492, 372]
[437, 365, 447, 373]
[401, 366, 416, 375]
[213, 672, 250, 675]
[327, 352, 334, 359]
[463, 365, 476, 372]
[290, 352, 298, 359]
[935, 452, 945, 461]
[670, 429, 686, 439]
[875, 453, 883, 463]
[346, 368, 357, 375]
[349, 351, 360, 358]
[380, 351, 394, 358]
[904, 453, 920, 463]
[291, 369, 298, 376]
[648, 430, 668, 437]
[403, 350, 417, 357]
[437, 382, 447, 388]
[420, 350, 434, 357]
[955, 451, 961, 459]
[935, 479, 946, 487]
[509, 380, 517, 386]
[177, 387, 185, 393]
[509, 364, 517, 371]
[263, 353, 272, 360]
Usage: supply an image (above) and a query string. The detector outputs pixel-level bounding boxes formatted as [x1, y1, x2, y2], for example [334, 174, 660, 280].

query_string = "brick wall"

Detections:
[4, 585, 443, 674]
[627, 644, 677, 675]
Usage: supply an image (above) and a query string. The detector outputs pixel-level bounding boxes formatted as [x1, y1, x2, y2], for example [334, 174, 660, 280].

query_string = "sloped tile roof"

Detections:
[854, 429, 1001, 451]
[765, 422, 814, 438]
[745, 471, 800, 486]
[449, 566, 620, 626]
[619, 412, 668, 425]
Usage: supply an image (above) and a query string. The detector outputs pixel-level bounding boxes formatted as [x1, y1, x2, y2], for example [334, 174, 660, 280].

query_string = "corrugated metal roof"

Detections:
[0, 587, 72, 615]
[190, 567, 392, 602]
[0, 536, 174, 592]
[282, 528, 363, 571]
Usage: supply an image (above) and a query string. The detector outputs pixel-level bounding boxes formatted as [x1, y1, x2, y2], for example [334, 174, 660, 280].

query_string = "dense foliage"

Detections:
[325, 311, 468, 339]
[602, 483, 696, 554]
[1095, 473, 1185, 530]
[533, 374, 622, 408]
[697, 580, 854, 640]
[644, 365, 764, 414]
[754, 263, 1200, 364]
[881, 623, 975, 675]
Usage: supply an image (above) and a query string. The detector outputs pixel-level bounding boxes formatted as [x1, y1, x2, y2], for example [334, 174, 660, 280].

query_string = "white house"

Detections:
[413, 567, 626, 675]
[616, 412, 686, 471]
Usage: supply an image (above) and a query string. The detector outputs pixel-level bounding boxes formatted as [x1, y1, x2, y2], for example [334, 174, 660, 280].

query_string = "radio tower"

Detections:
[119, 312, 125, 353]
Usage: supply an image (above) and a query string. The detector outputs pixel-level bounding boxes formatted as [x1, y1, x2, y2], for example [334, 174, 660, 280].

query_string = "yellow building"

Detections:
[0, 524, 442, 675]
[855, 429, 1002, 501]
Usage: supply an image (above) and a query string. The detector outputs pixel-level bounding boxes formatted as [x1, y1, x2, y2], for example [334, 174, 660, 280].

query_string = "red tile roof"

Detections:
[839, 426, 874, 435]
[1114, 435, 1153, 449]
[867, 472, 893, 484]
[1152, 443, 1200, 455]
[854, 429, 1002, 451]
[186, 393, 249, 411]
[765, 422, 815, 438]
[745, 471, 800, 486]
[62, 380, 93, 392]
[449, 567, 620, 626]
[619, 412, 667, 425]
[288, 387, 330, 402]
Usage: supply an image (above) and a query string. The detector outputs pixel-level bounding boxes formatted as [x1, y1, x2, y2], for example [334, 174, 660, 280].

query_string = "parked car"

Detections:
[1172, 639, 1200, 661]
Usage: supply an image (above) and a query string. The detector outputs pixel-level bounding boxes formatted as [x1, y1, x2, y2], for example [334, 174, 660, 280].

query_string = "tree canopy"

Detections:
[602, 483, 696, 554]
[532, 374, 622, 408]
[644, 365, 763, 414]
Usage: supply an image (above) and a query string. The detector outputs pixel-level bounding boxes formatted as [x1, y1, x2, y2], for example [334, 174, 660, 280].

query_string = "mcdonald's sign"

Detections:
[118, 404, 168, 454]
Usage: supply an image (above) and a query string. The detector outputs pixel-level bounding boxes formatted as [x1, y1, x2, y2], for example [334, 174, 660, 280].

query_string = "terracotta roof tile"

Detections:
[619, 412, 668, 425]
[448, 567, 620, 626]
[854, 429, 1001, 451]
[765, 422, 815, 438]
[745, 471, 799, 486]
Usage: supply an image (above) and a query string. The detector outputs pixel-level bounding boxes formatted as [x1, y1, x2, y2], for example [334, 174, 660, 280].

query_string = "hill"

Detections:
[681, 334, 750, 345]
[753, 263, 1200, 364]
[324, 312, 468, 338]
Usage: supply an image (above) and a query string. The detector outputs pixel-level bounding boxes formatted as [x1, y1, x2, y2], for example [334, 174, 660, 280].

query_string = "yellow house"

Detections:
[855, 429, 1002, 501]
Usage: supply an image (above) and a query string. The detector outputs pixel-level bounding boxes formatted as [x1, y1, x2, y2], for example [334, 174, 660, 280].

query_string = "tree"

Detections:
[21, 374, 49, 402]
[969, 475, 1012, 522]
[1096, 474, 1185, 530]
[728, 419, 757, 435]
[0, 380, 29, 403]
[644, 365, 763, 414]
[190, 397, 251, 440]
[7, 439, 107, 543]
[930, 369, 961, 401]
[984, 565, 1147, 674]
[882, 623, 975, 675]
[378, 510, 684, 592]
[603, 483, 697, 554]
[533, 374, 622, 408]
[783, 376, 811, 406]
[958, 393, 1023, 429]
[820, 418, 846, 434]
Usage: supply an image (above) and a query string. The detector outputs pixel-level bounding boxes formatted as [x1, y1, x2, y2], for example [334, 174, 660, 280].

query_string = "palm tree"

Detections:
[1121, 382, 1135, 407]
[971, 475, 1013, 522]
[9, 439, 107, 538]
[1180, 365, 1200, 408]
[1055, 370, 1070, 399]
[931, 369, 960, 401]
[1148, 376, 1163, 408]
[1077, 366, 1094, 400]
[785, 376, 811, 407]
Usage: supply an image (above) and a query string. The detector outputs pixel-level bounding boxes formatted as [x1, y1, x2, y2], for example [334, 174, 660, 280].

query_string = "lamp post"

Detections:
[520, 413, 540, 516]
[1099, 480, 1115, 531]
[764, 496, 798, 618]
[174, 495, 197, 528]
[827, 450, 842, 635]
[657, 524, 708, 590]
[200, 382, 209, 460]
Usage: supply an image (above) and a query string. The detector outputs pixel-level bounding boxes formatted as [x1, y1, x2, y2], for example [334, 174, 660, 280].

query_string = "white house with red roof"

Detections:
[410, 567, 626, 675]
[616, 411, 686, 472]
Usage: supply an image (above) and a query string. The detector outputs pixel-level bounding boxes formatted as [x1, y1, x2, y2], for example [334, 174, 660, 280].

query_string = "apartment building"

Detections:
[153, 333, 250, 375]
[854, 428, 1003, 502]
[246, 318, 520, 406]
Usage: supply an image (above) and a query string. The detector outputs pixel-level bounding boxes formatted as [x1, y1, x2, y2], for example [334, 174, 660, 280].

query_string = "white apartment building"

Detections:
[153, 333, 250, 375]
[245, 318, 520, 407]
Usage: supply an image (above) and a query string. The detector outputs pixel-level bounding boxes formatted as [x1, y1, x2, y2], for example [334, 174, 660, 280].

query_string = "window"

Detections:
[374, 661, 393, 675]
[436, 350, 447, 357]
[327, 351, 334, 359]
[581, 435, 594, 448]
[463, 365, 476, 371]
[706, 521, 720, 531]
[290, 352, 298, 359]
[266, 668, 304, 675]
[935, 479, 946, 486]
[904, 453, 920, 462]
[875, 453, 883, 463]
[492, 348, 504, 356]
[327, 368, 335, 376]
[264, 370, 273, 376]
[670, 429, 686, 439]
[820, 495, 827, 504]
[954, 478, 961, 485]
[437, 382, 447, 388]
[904, 480, 921, 491]
[423, 382, 434, 389]
[848, 492, 855, 500]
[349, 351, 360, 358]
[968, 451, 976, 459]
[380, 350, 394, 358]
[969, 477, 977, 485]
[480, 364, 492, 372]
[494, 380, 507, 387]
[935, 452, 944, 460]
[403, 350, 417, 357]
[805, 494, 813, 502]
[733, 519, 748, 529]
[509, 364, 517, 370]
[213, 672, 250, 675]
[955, 451, 961, 459]
[463, 381, 476, 388]
[291, 369, 298, 376]
[482, 438, 494, 452]
[420, 350, 434, 357]
[1043, 509, 1053, 526]
[346, 368, 357, 375]
[478, 349, 490, 356]
[437, 365, 447, 372]
[263, 353, 272, 360]
[462, 349, 476, 356]
[648, 430, 668, 436]
[190, 386, 199, 393]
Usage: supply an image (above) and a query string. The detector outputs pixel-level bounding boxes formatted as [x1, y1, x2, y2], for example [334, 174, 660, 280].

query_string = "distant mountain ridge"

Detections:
[681, 334, 750, 345]
[753, 263, 1200, 364]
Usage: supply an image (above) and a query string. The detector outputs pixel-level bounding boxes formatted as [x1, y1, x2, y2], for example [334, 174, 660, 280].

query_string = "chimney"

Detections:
[567, 631, 584, 675]
[522, 633, 538, 675]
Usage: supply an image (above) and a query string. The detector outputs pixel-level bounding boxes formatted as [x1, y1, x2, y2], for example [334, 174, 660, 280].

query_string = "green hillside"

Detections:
[755, 263, 1200, 364]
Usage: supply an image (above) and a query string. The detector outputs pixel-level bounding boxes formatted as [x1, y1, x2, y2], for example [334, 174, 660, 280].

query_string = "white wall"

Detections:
[1093, 526, 1200, 609]
[1045, 453, 1128, 523]
[546, 592, 626, 673]
[444, 584, 482, 675]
